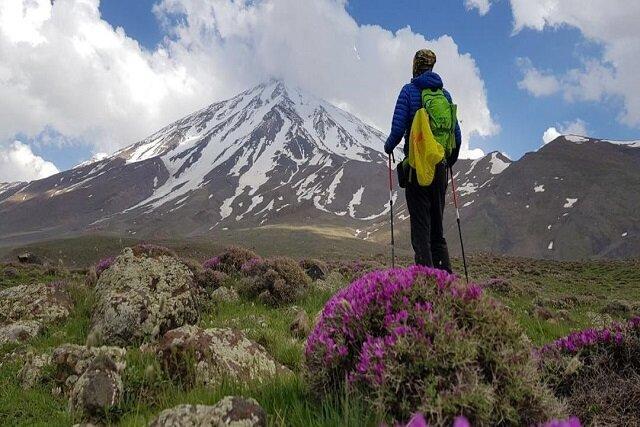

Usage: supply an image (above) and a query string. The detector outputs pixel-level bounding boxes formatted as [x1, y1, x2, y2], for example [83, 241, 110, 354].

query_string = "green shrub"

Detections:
[239, 257, 310, 306]
[131, 244, 177, 259]
[204, 246, 258, 274]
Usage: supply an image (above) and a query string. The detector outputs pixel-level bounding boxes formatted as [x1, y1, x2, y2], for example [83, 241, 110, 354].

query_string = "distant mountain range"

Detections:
[0, 81, 638, 260]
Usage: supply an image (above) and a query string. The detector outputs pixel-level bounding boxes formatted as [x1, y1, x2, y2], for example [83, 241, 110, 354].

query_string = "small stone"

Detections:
[210, 286, 239, 303]
[289, 310, 310, 338]
[17, 252, 43, 265]
[149, 396, 266, 427]
[69, 355, 123, 421]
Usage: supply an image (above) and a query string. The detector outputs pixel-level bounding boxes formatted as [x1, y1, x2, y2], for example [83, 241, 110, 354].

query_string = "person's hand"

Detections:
[384, 141, 395, 155]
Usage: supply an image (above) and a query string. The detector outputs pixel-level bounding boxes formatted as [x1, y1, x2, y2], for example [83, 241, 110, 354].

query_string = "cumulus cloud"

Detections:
[542, 119, 588, 145]
[0, 0, 497, 175]
[474, 0, 640, 128]
[0, 142, 59, 182]
[517, 58, 560, 97]
[464, 0, 492, 16]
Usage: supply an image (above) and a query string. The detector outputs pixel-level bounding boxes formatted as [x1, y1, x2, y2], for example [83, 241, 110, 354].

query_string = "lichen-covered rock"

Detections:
[314, 271, 346, 293]
[149, 396, 267, 427]
[289, 310, 310, 338]
[69, 354, 123, 421]
[210, 286, 239, 303]
[0, 281, 73, 325]
[0, 320, 42, 344]
[19, 344, 126, 392]
[157, 325, 290, 387]
[89, 248, 199, 346]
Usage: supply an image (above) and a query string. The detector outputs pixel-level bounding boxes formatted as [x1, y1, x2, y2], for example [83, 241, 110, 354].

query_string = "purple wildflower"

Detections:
[96, 256, 115, 276]
[542, 417, 581, 427]
[453, 416, 471, 427]
[203, 256, 221, 270]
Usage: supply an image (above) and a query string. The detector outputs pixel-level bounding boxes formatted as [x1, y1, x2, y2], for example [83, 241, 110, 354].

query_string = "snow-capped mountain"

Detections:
[0, 80, 399, 244]
[0, 79, 638, 260]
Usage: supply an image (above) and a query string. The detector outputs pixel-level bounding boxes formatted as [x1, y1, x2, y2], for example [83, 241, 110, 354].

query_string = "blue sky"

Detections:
[1, 0, 638, 180]
[97, 0, 638, 161]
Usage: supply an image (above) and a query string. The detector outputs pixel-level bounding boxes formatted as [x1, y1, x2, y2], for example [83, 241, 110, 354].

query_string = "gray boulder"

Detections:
[149, 396, 266, 427]
[156, 325, 291, 387]
[69, 354, 123, 421]
[89, 248, 199, 346]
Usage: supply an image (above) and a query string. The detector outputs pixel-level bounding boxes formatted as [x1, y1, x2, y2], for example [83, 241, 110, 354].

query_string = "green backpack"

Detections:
[421, 89, 457, 157]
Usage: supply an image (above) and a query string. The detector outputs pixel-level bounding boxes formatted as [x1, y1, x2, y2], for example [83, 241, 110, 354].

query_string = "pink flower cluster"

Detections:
[539, 316, 640, 355]
[96, 256, 115, 276]
[240, 257, 264, 274]
[305, 266, 472, 386]
[202, 256, 221, 270]
[542, 417, 582, 427]
[403, 414, 580, 427]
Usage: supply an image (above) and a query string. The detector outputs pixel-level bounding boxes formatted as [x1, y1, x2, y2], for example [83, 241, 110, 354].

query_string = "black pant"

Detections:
[405, 163, 452, 272]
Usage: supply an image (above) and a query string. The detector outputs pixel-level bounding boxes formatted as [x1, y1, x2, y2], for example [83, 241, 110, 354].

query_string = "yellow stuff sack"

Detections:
[408, 108, 444, 186]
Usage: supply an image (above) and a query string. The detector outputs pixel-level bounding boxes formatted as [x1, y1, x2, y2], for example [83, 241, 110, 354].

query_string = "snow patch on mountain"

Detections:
[489, 152, 510, 174]
[564, 198, 578, 208]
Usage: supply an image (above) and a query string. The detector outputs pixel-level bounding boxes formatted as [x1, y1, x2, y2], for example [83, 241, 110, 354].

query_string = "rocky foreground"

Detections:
[0, 246, 639, 426]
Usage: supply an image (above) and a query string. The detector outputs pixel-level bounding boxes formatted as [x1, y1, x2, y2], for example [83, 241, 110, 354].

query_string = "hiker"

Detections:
[384, 49, 462, 272]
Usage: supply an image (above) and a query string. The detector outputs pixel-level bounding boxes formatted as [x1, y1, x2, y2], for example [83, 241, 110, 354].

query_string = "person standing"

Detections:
[384, 49, 462, 272]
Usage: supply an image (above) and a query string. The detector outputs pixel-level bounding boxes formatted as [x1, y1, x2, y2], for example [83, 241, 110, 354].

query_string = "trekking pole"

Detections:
[448, 166, 469, 283]
[388, 153, 396, 268]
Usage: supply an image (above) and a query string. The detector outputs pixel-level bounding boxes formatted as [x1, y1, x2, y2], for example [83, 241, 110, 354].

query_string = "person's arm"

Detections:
[443, 89, 462, 166]
[384, 86, 410, 154]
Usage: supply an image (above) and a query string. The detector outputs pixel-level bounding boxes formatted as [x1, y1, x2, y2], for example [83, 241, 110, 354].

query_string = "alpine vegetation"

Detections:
[538, 317, 640, 425]
[304, 266, 563, 425]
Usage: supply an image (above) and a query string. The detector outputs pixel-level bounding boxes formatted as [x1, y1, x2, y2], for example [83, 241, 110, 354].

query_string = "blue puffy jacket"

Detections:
[384, 71, 462, 166]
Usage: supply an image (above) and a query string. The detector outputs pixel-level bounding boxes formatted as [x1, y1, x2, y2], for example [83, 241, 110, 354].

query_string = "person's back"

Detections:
[384, 49, 462, 272]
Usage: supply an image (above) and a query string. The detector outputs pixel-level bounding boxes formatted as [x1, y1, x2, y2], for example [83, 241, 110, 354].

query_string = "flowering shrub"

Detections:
[304, 266, 562, 425]
[239, 256, 310, 306]
[538, 317, 640, 425]
[131, 243, 177, 259]
[95, 256, 115, 277]
[204, 246, 258, 274]
[203, 256, 221, 270]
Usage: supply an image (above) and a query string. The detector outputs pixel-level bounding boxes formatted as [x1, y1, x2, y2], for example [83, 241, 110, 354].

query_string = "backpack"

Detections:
[401, 88, 457, 186]
[422, 88, 457, 158]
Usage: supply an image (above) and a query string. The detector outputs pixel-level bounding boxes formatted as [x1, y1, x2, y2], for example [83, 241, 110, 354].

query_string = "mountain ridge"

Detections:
[0, 82, 638, 260]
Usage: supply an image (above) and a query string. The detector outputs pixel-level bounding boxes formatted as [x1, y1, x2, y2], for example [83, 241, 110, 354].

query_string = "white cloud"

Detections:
[465, 0, 492, 16]
[0, 141, 59, 182]
[0, 0, 497, 175]
[542, 127, 561, 145]
[517, 58, 560, 97]
[475, 0, 640, 128]
[542, 119, 588, 145]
